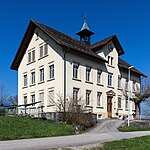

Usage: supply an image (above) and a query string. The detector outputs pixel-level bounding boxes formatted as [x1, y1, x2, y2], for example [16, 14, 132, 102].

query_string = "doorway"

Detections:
[107, 96, 112, 117]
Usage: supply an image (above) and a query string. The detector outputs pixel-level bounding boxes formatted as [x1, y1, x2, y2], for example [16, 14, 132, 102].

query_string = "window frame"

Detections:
[97, 92, 101, 106]
[73, 63, 79, 79]
[97, 70, 102, 84]
[108, 73, 113, 86]
[24, 74, 27, 86]
[118, 97, 121, 109]
[86, 66, 91, 81]
[31, 94, 35, 106]
[40, 68, 44, 82]
[49, 64, 54, 79]
[86, 90, 91, 105]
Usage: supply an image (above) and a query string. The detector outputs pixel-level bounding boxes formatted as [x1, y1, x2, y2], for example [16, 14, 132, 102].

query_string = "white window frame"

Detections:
[24, 74, 27, 86]
[97, 70, 102, 84]
[73, 63, 79, 79]
[28, 49, 35, 63]
[97, 92, 101, 106]
[86, 90, 91, 105]
[39, 92, 44, 106]
[118, 76, 121, 88]
[48, 89, 54, 106]
[86, 67, 91, 81]
[31, 71, 35, 85]
[31, 94, 35, 106]
[73, 88, 79, 102]
[118, 97, 121, 109]
[49, 64, 54, 79]
[39, 68, 44, 82]
[108, 73, 113, 86]
[24, 96, 27, 105]
[39, 43, 48, 58]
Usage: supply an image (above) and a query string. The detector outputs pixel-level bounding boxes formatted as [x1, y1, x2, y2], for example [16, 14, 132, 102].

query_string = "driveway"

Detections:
[0, 119, 150, 150]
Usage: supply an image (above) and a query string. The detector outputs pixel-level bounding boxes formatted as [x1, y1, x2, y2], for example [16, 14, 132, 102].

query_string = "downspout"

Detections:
[63, 46, 70, 114]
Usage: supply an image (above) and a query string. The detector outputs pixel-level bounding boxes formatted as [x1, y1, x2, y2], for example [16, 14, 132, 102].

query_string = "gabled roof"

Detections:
[90, 35, 125, 56]
[11, 20, 105, 70]
[118, 58, 147, 77]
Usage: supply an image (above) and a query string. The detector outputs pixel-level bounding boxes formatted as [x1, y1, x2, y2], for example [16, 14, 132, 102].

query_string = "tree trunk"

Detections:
[135, 102, 140, 120]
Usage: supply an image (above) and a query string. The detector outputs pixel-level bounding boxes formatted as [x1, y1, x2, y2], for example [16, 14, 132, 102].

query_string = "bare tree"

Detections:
[7, 95, 18, 105]
[48, 93, 94, 128]
[123, 80, 150, 119]
[0, 85, 8, 104]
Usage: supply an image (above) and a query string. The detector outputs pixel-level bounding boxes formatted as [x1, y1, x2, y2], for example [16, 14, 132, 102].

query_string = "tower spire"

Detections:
[76, 17, 94, 45]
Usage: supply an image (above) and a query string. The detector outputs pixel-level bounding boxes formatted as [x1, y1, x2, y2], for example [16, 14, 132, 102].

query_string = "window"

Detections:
[49, 64, 54, 79]
[118, 97, 121, 109]
[28, 49, 35, 63]
[97, 92, 101, 106]
[44, 44, 48, 55]
[39, 43, 48, 58]
[125, 79, 128, 90]
[24, 96, 27, 105]
[73, 63, 79, 79]
[73, 88, 79, 102]
[40, 68, 44, 82]
[86, 90, 91, 105]
[31, 72, 35, 84]
[108, 56, 113, 66]
[86, 67, 91, 81]
[32, 50, 35, 61]
[125, 99, 128, 109]
[40, 46, 43, 58]
[108, 73, 113, 86]
[48, 90, 54, 105]
[31, 94, 35, 106]
[28, 52, 31, 63]
[24, 74, 27, 86]
[118, 76, 121, 88]
[39, 92, 44, 105]
[97, 70, 102, 84]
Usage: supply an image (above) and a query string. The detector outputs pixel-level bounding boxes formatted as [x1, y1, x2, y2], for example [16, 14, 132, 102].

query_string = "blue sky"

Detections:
[0, 0, 150, 96]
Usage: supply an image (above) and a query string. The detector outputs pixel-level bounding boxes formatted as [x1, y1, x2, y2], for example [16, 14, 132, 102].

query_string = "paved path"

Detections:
[0, 119, 150, 150]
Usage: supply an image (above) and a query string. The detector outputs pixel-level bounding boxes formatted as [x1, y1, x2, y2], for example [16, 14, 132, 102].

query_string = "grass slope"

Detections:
[118, 125, 150, 132]
[0, 116, 75, 140]
[100, 136, 150, 150]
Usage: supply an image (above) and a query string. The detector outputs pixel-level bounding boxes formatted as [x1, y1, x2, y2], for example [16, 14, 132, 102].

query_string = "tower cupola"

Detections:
[76, 18, 94, 45]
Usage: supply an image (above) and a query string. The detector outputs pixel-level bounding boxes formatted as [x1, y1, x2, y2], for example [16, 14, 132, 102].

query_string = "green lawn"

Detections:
[0, 116, 75, 140]
[118, 125, 150, 132]
[99, 136, 150, 150]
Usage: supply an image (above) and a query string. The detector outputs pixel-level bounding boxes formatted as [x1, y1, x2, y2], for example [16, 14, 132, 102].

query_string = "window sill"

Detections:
[47, 78, 55, 82]
[22, 86, 28, 89]
[72, 78, 81, 82]
[97, 106, 104, 109]
[117, 88, 123, 91]
[30, 84, 36, 87]
[85, 81, 93, 84]
[117, 108, 123, 110]
[38, 54, 49, 60]
[85, 105, 93, 108]
[125, 109, 129, 111]
[27, 60, 36, 65]
[107, 86, 114, 89]
[97, 83, 104, 87]
[47, 105, 55, 107]
[107, 64, 115, 68]
[38, 81, 45, 84]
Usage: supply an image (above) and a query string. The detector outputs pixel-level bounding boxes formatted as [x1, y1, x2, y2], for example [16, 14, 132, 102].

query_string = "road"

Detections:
[0, 119, 150, 150]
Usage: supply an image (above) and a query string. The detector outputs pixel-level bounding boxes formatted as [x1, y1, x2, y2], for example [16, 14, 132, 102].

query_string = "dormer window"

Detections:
[108, 56, 113, 66]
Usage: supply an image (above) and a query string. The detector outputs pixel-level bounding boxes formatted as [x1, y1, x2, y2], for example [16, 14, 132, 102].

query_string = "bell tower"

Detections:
[76, 18, 94, 45]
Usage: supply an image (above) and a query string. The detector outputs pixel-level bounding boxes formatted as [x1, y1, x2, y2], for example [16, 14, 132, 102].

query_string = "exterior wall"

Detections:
[18, 28, 64, 114]
[17, 28, 141, 119]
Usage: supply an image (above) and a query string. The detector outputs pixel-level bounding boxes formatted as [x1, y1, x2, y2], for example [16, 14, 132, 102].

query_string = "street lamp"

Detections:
[128, 66, 134, 126]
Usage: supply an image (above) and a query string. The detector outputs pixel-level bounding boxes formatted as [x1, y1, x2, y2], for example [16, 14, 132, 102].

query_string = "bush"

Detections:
[0, 108, 6, 116]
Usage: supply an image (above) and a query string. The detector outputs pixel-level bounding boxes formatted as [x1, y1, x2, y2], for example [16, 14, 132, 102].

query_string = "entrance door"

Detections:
[107, 96, 112, 117]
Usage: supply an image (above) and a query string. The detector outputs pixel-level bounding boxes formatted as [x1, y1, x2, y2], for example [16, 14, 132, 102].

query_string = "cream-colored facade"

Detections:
[11, 20, 144, 119]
